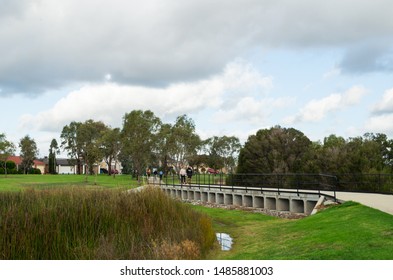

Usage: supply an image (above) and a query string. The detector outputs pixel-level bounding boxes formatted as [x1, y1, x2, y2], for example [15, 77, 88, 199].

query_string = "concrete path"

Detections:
[335, 192, 393, 216]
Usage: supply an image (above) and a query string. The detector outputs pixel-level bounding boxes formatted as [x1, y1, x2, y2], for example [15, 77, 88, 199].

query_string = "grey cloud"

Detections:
[340, 44, 393, 74]
[0, 0, 33, 18]
[1, 0, 393, 96]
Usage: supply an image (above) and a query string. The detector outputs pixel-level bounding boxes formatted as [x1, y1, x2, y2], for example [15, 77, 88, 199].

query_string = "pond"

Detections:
[216, 233, 233, 251]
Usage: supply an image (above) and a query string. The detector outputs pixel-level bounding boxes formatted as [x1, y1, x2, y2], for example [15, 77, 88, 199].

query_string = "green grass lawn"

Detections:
[194, 202, 393, 260]
[0, 174, 139, 191]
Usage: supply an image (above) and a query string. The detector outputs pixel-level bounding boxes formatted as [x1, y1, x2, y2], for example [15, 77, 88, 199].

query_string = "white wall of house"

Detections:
[57, 165, 76, 174]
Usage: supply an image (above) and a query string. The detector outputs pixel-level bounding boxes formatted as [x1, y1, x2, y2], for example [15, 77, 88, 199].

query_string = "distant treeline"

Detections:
[3, 113, 393, 179]
[239, 126, 393, 174]
[236, 126, 393, 193]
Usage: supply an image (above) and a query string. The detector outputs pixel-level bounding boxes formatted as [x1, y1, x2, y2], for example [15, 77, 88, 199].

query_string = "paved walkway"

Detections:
[335, 192, 393, 215]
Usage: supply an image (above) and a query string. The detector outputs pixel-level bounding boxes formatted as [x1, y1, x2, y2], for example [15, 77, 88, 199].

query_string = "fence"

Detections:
[156, 172, 393, 196]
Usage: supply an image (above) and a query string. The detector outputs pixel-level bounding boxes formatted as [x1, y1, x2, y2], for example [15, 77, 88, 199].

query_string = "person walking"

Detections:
[186, 166, 193, 184]
[179, 167, 186, 184]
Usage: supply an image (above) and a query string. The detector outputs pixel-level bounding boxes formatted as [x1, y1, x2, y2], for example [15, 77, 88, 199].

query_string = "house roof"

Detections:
[7, 156, 45, 166]
[7, 155, 22, 165]
[41, 157, 76, 166]
[33, 159, 45, 166]
[56, 158, 75, 166]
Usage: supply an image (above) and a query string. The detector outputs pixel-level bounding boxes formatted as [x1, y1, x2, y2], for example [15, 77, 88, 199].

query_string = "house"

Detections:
[33, 159, 45, 174]
[7, 156, 45, 174]
[55, 158, 78, 174]
[42, 157, 85, 174]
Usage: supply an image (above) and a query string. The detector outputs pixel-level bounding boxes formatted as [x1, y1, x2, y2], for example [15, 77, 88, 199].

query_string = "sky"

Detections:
[1, 0, 393, 158]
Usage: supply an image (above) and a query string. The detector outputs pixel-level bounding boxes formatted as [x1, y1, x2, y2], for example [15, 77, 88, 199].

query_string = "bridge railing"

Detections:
[156, 173, 339, 200]
[156, 172, 393, 196]
[336, 173, 393, 194]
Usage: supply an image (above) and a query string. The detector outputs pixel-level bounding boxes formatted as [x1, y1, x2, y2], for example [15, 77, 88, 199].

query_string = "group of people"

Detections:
[179, 166, 193, 184]
[146, 168, 164, 181]
[146, 166, 193, 184]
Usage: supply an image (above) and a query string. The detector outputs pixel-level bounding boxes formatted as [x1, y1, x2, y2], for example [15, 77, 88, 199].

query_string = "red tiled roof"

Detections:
[33, 160, 45, 166]
[7, 156, 45, 166]
[7, 156, 22, 165]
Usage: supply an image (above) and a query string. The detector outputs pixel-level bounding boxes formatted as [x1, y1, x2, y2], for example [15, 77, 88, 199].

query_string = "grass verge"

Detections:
[194, 201, 393, 260]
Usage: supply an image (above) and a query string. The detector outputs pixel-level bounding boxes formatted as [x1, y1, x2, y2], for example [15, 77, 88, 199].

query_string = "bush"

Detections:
[28, 168, 42, 174]
[6, 161, 16, 170]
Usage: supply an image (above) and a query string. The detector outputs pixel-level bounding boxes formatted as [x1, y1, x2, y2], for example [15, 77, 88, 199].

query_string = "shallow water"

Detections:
[216, 233, 233, 251]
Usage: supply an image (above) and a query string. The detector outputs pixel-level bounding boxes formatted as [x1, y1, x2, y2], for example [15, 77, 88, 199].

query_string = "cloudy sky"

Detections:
[2, 0, 393, 157]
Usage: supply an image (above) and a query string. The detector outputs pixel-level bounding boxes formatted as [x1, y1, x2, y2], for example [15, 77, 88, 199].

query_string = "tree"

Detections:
[77, 119, 107, 181]
[318, 134, 347, 174]
[121, 110, 162, 183]
[0, 133, 16, 177]
[237, 126, 312, 173]
[60, 121, 83, 174]
[19, 135, 39, 174]
[363, 133, 390, 172]
[156, 123, 173, 174]
[203, 136, 241, 172]
[100, 127, 122, 177]
[167, 115, 201, 171]
[48, 139, 60, 174]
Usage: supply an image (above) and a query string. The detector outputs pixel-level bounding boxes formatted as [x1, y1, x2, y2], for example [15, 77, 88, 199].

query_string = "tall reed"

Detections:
[0, 187, 216, 259]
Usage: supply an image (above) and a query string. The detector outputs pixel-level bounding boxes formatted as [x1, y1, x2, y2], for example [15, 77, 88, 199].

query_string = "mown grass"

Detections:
[0, 187, 216, 260]
[194, 201, 393, 260]
[0, 174, 139, 192]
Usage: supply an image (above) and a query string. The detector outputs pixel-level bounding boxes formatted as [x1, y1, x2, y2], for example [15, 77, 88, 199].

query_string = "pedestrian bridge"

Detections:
[148, 172, 393, 216]
[159, 184, 335, 216]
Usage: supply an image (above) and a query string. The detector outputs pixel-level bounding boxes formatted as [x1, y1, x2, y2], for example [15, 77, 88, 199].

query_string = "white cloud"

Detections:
[365, 114, 393, 135]
[284, 86, 367, 124]
[214, 96, 293, 125]
[363, 88, 393, 135]
[19, 60, 274, 132]
[371, 88, 393, 115]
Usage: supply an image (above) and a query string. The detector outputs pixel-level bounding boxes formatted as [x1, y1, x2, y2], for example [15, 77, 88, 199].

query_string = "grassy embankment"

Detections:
[196, 201, 393, 260]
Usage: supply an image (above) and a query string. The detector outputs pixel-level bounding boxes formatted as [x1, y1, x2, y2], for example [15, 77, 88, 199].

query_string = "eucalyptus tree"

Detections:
[77, 119, 108, 181]
[60, 121, 83, 174]
[19, 135, 39, 174]
[0, 133, 16, 176]
[168, 114, 201, 171]
[156, 123, 173, 174]
[100, 127, 122, 176]
[121, 110, 162, 183]
[204, 135, 241, 172]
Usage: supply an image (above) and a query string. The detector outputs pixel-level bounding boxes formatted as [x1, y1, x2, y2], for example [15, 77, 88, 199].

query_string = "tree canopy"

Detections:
[19, 135, 39, 174]
[238, 126, 312, 173]
[0, 133, 16, 176]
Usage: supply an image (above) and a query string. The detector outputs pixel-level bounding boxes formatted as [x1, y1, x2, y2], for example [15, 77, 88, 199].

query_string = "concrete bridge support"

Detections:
[160, 186, 323, 216]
